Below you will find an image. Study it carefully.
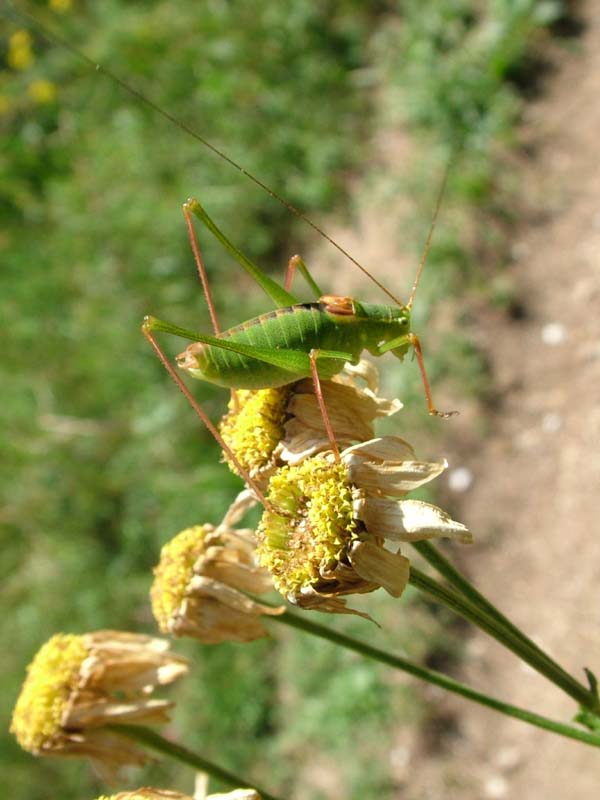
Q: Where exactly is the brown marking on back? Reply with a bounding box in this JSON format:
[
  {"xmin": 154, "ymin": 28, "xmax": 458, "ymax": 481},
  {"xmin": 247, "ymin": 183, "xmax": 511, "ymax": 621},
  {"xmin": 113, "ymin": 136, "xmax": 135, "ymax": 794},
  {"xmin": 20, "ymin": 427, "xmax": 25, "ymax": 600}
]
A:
[{"xmin": 319, "ymin": 295, "xmax": 355, "ymax": 316}]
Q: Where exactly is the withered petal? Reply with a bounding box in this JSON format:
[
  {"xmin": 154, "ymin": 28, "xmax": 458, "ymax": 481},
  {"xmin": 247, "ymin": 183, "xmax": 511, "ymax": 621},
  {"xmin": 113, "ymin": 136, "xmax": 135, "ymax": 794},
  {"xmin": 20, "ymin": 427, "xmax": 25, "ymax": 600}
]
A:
[
  {"xmin": 345, "ymin": 457, "xmax": 448, "ymax": 496},
  {"xmin": 348, "ymin": 541, "xmax": 410, "ymax": 598},
  {"xmin": 356, "ymin": 497, "xmax": 472, "ymax": 543}
]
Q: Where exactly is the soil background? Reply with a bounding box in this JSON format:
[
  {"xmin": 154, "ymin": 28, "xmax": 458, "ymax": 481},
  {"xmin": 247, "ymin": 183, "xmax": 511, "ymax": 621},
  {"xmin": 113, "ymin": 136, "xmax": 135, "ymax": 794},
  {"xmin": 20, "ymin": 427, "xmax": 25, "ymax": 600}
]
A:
[
  {"xmin": 319, "ymin": 2, "xmax": 600, "ymax": 797},
  {"xmin": 410, "ymin": 5, "xmax": 600, "ymax": 797}
]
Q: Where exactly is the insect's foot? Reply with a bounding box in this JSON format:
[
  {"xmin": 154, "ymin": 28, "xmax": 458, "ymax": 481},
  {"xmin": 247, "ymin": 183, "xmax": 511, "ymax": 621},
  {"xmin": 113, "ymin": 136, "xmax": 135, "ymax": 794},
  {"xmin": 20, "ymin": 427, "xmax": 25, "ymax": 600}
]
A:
[{"xmin": 430, "ymin": 408, "xmax": 459, "ymax": 419}]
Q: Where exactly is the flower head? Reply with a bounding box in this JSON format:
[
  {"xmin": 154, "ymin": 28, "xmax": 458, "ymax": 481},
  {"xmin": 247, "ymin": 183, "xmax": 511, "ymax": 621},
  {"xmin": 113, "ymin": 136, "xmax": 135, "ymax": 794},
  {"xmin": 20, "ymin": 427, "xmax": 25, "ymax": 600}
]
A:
[
  {"xmin": 219, "ymin": 386, "xmax": 292, "ymax": 485},
  {"xmin": 256, "ymin": 436, "xmax": 470, "ymax": 616},
  {"xmin": 151, "ymin": 491, "xmax": 284, "ymax": 643},
  {"xmin": 10, "ymin": 631, "xmax": 187, "ymax": 779},
  {"xmin": 218, "ymin": 361, "xmax": 401, "ymax": 487}
]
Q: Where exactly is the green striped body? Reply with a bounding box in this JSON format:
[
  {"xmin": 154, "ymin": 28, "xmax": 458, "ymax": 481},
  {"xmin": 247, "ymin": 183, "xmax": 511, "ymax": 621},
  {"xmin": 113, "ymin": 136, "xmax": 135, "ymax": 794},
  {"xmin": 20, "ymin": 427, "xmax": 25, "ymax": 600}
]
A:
[{"xmin": 181, "ymin": 299, "xmax": 411, "ymax": 389}]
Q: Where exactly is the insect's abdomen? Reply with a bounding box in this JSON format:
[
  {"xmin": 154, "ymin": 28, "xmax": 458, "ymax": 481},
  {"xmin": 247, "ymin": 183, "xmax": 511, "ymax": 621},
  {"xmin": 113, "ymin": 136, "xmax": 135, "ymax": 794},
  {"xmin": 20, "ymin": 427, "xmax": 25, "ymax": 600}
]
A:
[{"xmin": 201, "ymin": 303, "xmax": 362, "ymax": 389}]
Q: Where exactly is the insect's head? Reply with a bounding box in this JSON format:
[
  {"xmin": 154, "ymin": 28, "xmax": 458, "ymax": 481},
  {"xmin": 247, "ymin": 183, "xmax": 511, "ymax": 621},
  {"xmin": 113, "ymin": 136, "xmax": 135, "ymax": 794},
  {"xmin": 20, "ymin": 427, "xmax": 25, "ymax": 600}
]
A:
[{"xmin": 176, "ymin": 342, "xmax": 207, "ymax": 380}]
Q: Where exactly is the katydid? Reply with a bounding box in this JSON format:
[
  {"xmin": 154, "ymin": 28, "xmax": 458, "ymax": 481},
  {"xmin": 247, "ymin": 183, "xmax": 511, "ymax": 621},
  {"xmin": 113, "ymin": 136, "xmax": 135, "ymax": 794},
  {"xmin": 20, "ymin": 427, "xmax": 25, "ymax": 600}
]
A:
[{"xmin": 142, "ymin": 186, "xmax": 454, "ymax": 479}]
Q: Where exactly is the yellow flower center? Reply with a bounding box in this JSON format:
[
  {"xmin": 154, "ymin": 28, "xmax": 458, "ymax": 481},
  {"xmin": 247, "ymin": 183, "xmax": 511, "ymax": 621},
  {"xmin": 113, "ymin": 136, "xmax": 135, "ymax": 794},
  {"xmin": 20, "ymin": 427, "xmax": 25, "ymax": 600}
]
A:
[
  {"xmin": 10, "ymin": 634, "xmax": 87, "ymax": 752},
  {"xmin": 219, "ymin": 387, "xmax": 291, "ymax": 477},
  {"xmin": 151, "ymin": 525, "xmax": 210, "ymax": 631},
  {"xmin": 256, "ymin": 456, "xmax": 357, "ymax": 595}
]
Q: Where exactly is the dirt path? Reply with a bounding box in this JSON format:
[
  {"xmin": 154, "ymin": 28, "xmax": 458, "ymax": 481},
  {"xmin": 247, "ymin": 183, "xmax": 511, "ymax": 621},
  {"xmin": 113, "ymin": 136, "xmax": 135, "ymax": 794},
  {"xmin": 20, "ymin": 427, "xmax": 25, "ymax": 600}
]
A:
[
  {"xmin": 403, "ymin": 5, "xmax": 600, "ymax": 798},
  {"xmin": 312, "ymin": 4, "xmax": 600, "ymax": 797}
]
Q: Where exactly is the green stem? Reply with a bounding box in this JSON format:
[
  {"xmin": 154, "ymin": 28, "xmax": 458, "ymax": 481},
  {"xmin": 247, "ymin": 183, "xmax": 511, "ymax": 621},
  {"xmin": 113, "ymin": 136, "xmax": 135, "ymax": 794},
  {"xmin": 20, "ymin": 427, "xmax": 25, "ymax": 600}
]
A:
[
  {"xmin": 408, "ymin": 566, "xmax": 595, "ymax": 710},
  {"xmin": 113, "ymin": 725, "xmax": 282, "ymax": 800},
  {"xmin": 410, "ymin": 541, "xmax": 598, "ymax": 712},
  {"xmin": 411, "ymin": 540, "xmax": 572, "ymax": 674},
  {"xmin": 270, "ymin": 612, "xmax": 600, "ymax": 749}
]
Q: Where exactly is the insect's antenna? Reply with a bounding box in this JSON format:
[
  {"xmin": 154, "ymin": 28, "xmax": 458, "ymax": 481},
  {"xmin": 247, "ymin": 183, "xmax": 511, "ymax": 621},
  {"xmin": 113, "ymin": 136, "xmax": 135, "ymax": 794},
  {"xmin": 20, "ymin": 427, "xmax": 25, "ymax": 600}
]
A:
[
  {"xmin": 407, "ymin": 160, "xmax": 452, "ymax": 310},
  {"xmin": 7, "ymin": 5, "xmax": 402, "ymax": 306}
]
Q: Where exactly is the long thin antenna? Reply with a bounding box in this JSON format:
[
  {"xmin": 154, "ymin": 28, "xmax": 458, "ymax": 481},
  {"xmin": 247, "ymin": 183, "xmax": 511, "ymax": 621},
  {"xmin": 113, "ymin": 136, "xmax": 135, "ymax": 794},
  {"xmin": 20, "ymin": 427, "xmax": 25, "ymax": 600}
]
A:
[
  {"xmin": 407, "ymin": 160, "xmax": 452, "ymax": 309},
  {"xmin": 6, "ymin": 4, "xmax": 404, "ymax": 306}
]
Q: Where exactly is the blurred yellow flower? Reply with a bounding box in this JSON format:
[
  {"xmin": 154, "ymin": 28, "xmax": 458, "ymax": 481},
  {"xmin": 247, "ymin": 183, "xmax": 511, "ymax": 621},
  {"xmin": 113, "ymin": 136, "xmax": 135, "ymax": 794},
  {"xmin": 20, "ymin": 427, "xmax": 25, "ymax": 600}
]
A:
[
  {"xmin": 0, "ymin": 95, "xmax": 12, "ymax": 115},
  {"xmin": 49, "ymin": 0, "xmax": 73, "ymax": 12},
  {"xmin": 8, "ymin": 30, "xmax": 34, "ymax": 71},
  {"xmin": 28, "ymin": 79, "xmax": 58, "ymax": 104}
]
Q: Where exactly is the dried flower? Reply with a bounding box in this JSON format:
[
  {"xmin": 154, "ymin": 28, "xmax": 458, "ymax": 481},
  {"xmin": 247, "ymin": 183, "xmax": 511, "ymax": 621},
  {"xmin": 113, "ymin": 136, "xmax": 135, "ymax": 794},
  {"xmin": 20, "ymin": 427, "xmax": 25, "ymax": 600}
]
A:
[
  {"xmin": 10, "ymin": 630, "xmax": 187, "ymax": 779},
  {"xmin": 256, "ymin": 436, "xmax": 471, "ymax": 617},
  {"xmin": 95, "ymin": 789, "xmax": 260, "ymax": 800},
  {"xmin": 218, "ymin": 361, "xmax": 401, "ymax": 486},
  {"xmin": 96, "ymin": 792, "xmax": 192, "ymax": 800},
  {"xmin": 151, "ymin": 491, "xmax": 284, "ymax": 643}
]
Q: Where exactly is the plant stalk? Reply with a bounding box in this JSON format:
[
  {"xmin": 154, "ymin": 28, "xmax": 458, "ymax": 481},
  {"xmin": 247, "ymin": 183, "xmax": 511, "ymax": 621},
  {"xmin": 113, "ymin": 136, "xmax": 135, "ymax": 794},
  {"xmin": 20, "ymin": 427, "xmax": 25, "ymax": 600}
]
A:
[
  {"xmin": 410, "ymin": 541, "xmax": 598, "ymax": 712},
  {"xmin": 270, "ymin": 611, "xmax": 600, "ymax": 749},
  {"xmin": 113, "ymin": 725, "xmax": 282, "ymax": 800}
]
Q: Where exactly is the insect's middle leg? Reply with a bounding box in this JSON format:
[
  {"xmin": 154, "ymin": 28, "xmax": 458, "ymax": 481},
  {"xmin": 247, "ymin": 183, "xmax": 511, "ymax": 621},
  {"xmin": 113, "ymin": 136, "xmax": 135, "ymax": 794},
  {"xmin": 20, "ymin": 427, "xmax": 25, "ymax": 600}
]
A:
[{"xmin": 183, "ymin": 200, "xmax": 220, "ymax": 335}]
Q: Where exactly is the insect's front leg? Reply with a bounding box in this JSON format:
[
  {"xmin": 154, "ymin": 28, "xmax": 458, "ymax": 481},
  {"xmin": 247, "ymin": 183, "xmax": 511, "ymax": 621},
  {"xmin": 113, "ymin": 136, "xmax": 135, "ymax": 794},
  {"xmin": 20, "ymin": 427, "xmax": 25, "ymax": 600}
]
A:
[
  {"xmin": 377, "ymin": 334, "xmax": 458, "ymax": 419},
  {"xmin": 141, "ymin": 317, "xmax": 274, "ymax": 510}
]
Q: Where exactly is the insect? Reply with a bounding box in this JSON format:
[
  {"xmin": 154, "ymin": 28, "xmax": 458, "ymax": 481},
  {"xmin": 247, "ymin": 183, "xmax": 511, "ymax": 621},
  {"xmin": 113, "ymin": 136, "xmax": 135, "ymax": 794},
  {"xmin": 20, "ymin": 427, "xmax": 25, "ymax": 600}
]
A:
[
  {"xmin": 13, "ymin": 6, "xmax": 455, "ymax": 501},
  {"xmin": 142, "ymin": 191, "xmax": 453, "ymax": 475}
]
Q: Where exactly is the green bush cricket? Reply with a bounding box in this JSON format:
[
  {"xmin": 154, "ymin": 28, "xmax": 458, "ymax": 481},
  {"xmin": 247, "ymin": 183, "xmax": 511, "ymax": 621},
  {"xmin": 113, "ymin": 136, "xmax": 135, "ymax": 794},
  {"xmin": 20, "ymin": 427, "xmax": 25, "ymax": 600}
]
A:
[{"xmin": 141, "ymin": 179, "xmax": 454, "ymax": 495}]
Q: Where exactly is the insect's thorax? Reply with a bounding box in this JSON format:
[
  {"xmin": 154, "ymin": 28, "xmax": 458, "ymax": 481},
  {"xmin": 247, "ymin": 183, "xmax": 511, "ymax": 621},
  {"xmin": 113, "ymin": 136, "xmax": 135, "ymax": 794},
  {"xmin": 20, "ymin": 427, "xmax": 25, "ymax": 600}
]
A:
[{"xmin": 350, "ymin": 300, "xmax": 411, "ymax": 356}]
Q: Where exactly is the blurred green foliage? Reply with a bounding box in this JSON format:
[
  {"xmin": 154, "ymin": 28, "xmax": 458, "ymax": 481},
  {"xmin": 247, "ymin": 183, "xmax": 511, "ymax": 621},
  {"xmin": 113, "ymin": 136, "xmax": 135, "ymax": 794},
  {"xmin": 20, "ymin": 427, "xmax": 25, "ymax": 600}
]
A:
[{"xmin": 1, "ymin": 1, "xmax": 566, "ymax": 798}]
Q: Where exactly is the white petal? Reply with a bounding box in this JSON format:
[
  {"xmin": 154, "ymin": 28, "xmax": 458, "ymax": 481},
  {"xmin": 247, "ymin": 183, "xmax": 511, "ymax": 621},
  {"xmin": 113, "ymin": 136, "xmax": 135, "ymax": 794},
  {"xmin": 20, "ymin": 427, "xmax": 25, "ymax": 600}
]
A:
[
  {"xmin": 342, "ymin": 435, "xmax": 416, "ymax": 463},
  {"xmin": 220, "ymin": 489, "xmax": 258, "ymax": 527},
  {"xmin": 187, "ymin": 576, "xmax": 284, "ymax": 616},
  {"xmin": 356, "ymin": 497, "xmax": 472, "ymax": 543},
  {"xmin": 345, "ymin": 457, "xmax": 448, "ymax": 495}
]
